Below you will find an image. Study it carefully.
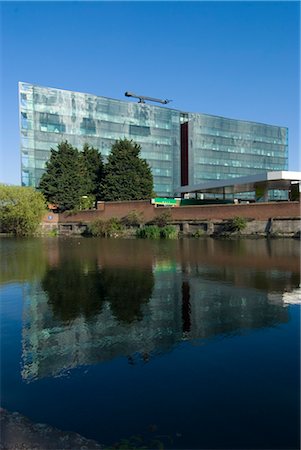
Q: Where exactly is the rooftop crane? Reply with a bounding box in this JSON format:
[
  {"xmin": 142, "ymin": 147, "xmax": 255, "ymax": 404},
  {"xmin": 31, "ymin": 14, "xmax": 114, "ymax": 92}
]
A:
[{"xmin": 125, "ymin": 91, "xmax": 172, "ymax": 105}]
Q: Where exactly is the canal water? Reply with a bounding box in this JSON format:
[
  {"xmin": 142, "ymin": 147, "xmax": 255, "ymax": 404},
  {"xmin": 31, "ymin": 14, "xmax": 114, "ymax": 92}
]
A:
[{"xmin": 1, "ymin": 237, "xmax": 300, "ymax": 449}]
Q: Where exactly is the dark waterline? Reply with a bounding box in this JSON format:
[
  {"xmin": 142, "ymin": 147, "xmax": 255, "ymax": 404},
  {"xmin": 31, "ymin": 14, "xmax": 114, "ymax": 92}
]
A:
[{"xmin": 1, "ymin": 238, "xmax": 300, "ymax": 449}]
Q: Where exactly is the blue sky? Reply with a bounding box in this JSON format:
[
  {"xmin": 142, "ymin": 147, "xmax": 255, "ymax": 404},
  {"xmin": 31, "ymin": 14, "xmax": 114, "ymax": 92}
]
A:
[{"xmin": 0, "ymin": 1, "xmax": 300, "ymax": 185}]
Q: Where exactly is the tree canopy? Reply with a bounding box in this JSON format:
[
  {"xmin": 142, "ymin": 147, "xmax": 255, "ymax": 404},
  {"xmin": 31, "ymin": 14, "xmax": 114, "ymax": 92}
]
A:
[
  {"xmin": 0, "ymin": 185, "xmax": 46, "ymax": 236},
  {"xmin": 101, "ymin": 139, "xmax": 153, "ymax": 201},
  {"xmin": 38, "ymin": 141, "xmax": 102, "ymax": 211},
  {"xmin": 38, "ymin": 138, "xmax": 154, "ymax": 211},
  {"xmin": 80, "ymin": 143, "xmax": 104, "ymax": 200}
]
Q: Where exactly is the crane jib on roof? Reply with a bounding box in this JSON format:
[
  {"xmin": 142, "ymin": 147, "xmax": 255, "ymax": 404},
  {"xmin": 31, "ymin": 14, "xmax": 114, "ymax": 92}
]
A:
[{"xmin": 125, "ymin": 91, "xmax": 172, "ymax": 105}]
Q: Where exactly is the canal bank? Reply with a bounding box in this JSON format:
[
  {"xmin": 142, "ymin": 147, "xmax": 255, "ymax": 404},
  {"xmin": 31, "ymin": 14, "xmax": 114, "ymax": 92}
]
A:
[{"xmin": 42, "ymin": 201, "xmax": 301, "ymax": 238}]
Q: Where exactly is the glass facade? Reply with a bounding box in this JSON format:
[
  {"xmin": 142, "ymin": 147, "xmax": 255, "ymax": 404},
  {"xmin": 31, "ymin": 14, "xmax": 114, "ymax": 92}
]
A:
[
  {"xmin": 188, "ymin": 113, "xmax": 288, "ymax": 185},
  {"xmin": 19, "ymin": 82, "xmax": 288, "ymax": 197},
  {"xmin": 19, "ymin": 82, "xmax": 181, "ymax": 197}
]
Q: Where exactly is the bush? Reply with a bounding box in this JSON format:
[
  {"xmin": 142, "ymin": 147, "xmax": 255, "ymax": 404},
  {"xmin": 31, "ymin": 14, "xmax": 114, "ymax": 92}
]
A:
[
  {"xmin": 48, "ymin": 228, "xmax": 58, "ymax": 237},
  {"xmin": 0, "ymin": 185, "xmax": 46, "ymax": 236},
  {"xmin": 136, "ymin": 224, "xmax": 178, "ymax": 239},
  {"xmin": 193, "ymin": 228, "xmax": 205, "ymax": 238},
  {"xmin": 88, "ymin": 217, "xmax": 124, "ymax": 237},
  {"xmin": 160, "ymin": 225, "xmax": 178, "ymax": 239},
  {"xmin": 153, "ymin": 210, "xmax": 172, "ymax": 227},
  {"xmin": 136, "ymin": 225, "xmax": 161, "ymax": 239},
  {"xmin": 227, "ymin": 216, "xmax": 247, "ymax": 232},
  {"xmin": 122, "ymin": 210, "xmax": 144, "ymax": 227}
]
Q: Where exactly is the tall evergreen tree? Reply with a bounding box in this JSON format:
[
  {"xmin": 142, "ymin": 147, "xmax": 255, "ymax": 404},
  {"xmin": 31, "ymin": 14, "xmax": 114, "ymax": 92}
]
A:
[
  {"xmin": 80, "ymin": 144, "xmax": 104, "ymax": 200},
  {"xmin": 38, "ymin": 141, "xmax": 86, "ymax": 211},
  {"xmin": 101, "ymin": 139, "xmax": 153, "ymax": 201}
]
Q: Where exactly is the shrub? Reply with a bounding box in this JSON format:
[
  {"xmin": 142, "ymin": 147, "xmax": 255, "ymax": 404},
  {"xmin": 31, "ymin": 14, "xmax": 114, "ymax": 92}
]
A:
[
  {"xmin": 88, "ymin": 217, "xmax": 124, "ymax": 237},
  {"xmin": 122, "ymin": 210, "xmax": 144, "ymax": 227},
  {"xmin": 136, "ymin": 224, "xmax": 178, "ymax": 239},
  {"xmin": 160, "ymin": 225, "xmax": 178, "ymax": 239},
  {"xmin": 227, "ymin": 216, "xmax": 247, "ymax": 232},
  {"xmin": 48, "ymin": 228, "xmax": 58, "ymax": 237},
  {"xmin": 0, "ymin": 185, "xmax": 46, "ymax": 236},
  {"xmin": 136, "ymin": 225, "xmax": 161, "ymax": 239},
  {"xmin": 153, "ymin": 210, "xmax": 172, "ymax": 227},
  {"xmin": 193, "ymin": 228, "xmax": 205, "ymax": 238}
]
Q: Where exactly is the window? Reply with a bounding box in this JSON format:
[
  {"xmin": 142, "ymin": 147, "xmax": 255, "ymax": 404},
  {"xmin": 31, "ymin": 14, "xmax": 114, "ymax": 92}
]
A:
[
  {"xmin": 39, "ymin": 113, "xmax": 66, "ymax": 133},
  {"xmin": 80, "ymin": 118, "xmax": 96, "ymax": 135},
  {"xmin": 130, "ymin": 125, "xmax": 150, "ymax": 137},
  {"xmin": 21, "ymin": 112, "xmax": 28, "ymax": 129},
  {"xmin": 21, "ymin": 93, "xmax": 27, "ymax": 107}
]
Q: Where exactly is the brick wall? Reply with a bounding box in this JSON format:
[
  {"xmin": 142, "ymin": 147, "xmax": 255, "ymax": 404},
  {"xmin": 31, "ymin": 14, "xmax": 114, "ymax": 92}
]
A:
[
  {"xmin": 58, "ymin": 201, "xmax": 300, "ymax": 223},
  {"xmin": 43, "ymin": 212, "xmax": 59, "ymax": 223}
]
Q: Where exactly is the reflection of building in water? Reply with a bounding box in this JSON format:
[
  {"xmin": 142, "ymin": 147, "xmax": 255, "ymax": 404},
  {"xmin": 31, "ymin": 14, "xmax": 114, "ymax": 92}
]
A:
[
  {"xmin": 22, "ymin": 263, "xmax": 296, "ymax": 382},
  {"xmin": 268, "ymin": 288, "xmax": 301, "ymax": 306},
  {"xmin": 21, "ymin": 268, "xmax": 183, "ymax": 381}
]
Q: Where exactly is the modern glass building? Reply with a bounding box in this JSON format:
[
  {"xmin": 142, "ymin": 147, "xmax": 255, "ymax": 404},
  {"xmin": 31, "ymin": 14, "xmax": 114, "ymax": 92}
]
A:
[{"xmin": 19, "ymin": 82, "xmax": 288, "ymax": 197}]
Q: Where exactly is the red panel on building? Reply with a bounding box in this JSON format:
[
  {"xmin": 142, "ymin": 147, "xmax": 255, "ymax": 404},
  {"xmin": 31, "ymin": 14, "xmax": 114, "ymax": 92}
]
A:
[{"xmin": 181, "ymin": 122, "xmax": 189, "ymax": 186}]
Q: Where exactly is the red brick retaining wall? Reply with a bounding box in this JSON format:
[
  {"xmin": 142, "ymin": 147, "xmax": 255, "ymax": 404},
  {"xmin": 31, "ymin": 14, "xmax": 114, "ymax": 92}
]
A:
[{"xmin": 58, "ymin": 201, "xmax": 300, "ymax": 223}]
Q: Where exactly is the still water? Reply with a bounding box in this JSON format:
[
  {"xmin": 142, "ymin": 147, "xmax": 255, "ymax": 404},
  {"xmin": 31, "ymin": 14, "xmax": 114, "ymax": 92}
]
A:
[{"xmin": 1, "ymin": 238, "xmax": 300, "ymax": 449}]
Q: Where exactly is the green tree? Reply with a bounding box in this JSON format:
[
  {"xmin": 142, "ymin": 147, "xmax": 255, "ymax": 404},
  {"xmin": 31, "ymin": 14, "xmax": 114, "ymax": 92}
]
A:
[
  {"xmin": 38, "ymin": 141, "xmax": 86, "ymax": 211},
  {"xmin": 80, "ymin": 144, "xmax": 104, "ymax": 200},
  {"xmin": 0, "ymin": 185, "xmax": 46, "ymax": 236},
  {"xmin": 101, "ymin": 139, "xmax": 153, "ymax": 201}
]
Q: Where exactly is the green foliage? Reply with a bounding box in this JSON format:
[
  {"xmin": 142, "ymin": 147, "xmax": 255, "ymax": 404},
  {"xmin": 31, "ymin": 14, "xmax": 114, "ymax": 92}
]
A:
[
  {"xmin": 47, "ymin": 228, "xmax": 58, "ymax": 237},
  {"xmin": 101, "ymin": 139, "xmax": 154, "ymax": 201},
  {"xmin": 0, "ymin": 185, "xmax": 46, "ymax": 236},
  {"xmin": 122, "ymin": 210, "xmax": 144, "ymax": 227},
  {"xmin": 136, "ymin": 224, "xmax": 178, "ymax": 239},
  {"xmin": 160, "ymin": 225, "xmax": 178, "ymax": 239},
  {"xmin": 88, "ymin": 217, "xmax": 124, "ymax": 237},
  {"xmin": 38, "ymin": 141, "xmax": 87, "ymax": 211},
  {"xmin": 136, "ymin": 225, "xmax": 161, "ymax": 239},
  {"xmin": 193, "ymin": 228, "xmax": 205, "ymax": 238},
  {"xmin": 153, "ymin": 210, "xmax": 172, "ymax": 227},
  {"xmin": 78, "ymin": 194, "xmax": 95, "ymax": 210},
  {"xmin": 228, "ymin": 216, "xmax": 247, "ymax": 232},
  {"xmin": 80, "ymin": 144, "xmax": 104, "ymax": 200}
]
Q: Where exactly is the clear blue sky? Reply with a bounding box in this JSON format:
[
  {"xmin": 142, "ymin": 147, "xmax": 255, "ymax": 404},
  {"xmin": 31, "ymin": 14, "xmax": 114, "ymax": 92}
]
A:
[{"xmin": 0, "ymin": 1, "xmax": 300, "ymax": 185}]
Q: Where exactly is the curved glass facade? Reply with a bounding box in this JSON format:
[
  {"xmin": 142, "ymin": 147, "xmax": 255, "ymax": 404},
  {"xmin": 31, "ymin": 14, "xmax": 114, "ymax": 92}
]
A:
[{"xmin": 19, "ymin": 82, "xmax": 288, "ymax": 196}]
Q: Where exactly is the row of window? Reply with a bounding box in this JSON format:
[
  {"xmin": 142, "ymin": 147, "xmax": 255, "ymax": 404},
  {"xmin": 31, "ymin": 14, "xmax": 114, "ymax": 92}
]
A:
[
  {"xmin": 191, "ymin": 115, "xmax": 286, "ymax": 138},
  {"xmin": 212, "ymin": 150, "xmax": 283, "ymax": 162},
  {"xmin": 192, "ymin": 127, "xmax": 287, "ymax": 145},
  {"xmin": 22, "ymin": 109, "xmax": 286, "ymax": 150},
  {"xmin": 30, "ymin": 98, "xmax": 178, "ymax": 124},
  {"xmin": 193, "ymin": 163, "xmax": 284, "ymax": 176},
  {"xmin": 24, "ymin": 120, "xmax": 176, "ymax": 144},
  {"xmin": 194, "ymin": 154, "xmax": 287, "ymax": 165},
  {"xmin": 191, "ymin": 134, "xmax": 287, "ymax": 152},
  {"xmin": 192, "ymin": 145, "xmax": 287, "ymax": 159},
  {"xmin": 20, "ymin": 103, "xmax": 179, "ymax": 131},
  {"xmin": 32, "ymin": 107, "xmax": 178, "ymax": 131}
]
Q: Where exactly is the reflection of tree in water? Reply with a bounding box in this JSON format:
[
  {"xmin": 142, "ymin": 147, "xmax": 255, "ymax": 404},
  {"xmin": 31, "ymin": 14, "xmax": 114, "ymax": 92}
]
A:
[
  {"xmin": 42, "ymin": 262, "xmax": 105, "ymax": 322},
  {"xmin": 101, "ymin": 268, "xmax": 154, "ymax": 324},
  {"xmin": 42, "ymin": 263, "xmax": 154, "ymax": 324},
  {"xmin": 0, "ymin": 238, "xmax": 48, "ymax": 285}
]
